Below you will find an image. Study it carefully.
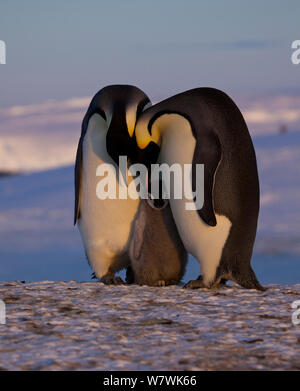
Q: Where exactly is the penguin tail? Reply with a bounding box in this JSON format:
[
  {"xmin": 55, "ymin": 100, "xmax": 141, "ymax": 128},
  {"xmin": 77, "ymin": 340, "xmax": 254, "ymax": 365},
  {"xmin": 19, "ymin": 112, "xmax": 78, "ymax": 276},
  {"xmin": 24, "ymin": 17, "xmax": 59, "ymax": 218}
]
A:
[{"xmin": 233, "ymin": 267, "xmax": 266, "ymax": 291}]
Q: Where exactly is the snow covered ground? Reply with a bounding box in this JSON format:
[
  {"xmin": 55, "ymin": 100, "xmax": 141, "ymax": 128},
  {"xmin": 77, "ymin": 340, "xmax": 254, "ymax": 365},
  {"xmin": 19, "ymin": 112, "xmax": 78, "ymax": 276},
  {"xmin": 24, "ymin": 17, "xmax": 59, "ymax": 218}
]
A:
[
  {"xmin": 0, "ymin": 280, "xmax": 299, "ymax": 370},
  {"xmin": 0, "ymin": 94, "xmax": 299, "ymax": 283}
]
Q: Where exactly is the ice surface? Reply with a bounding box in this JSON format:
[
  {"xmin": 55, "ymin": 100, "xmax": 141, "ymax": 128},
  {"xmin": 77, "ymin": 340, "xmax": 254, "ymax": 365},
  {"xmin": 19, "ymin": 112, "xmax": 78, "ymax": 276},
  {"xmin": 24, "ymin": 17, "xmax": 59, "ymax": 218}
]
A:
[{"xmin": 0, "ymin": 281, "xmax": 299, "ymax": 370}]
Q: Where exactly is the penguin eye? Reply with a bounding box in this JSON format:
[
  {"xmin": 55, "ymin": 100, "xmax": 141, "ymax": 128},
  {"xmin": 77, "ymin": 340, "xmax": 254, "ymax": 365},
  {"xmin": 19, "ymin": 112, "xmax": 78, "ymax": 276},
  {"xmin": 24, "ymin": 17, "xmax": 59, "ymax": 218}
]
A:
[{"xmin": 146, "ymin": 197, "xmax": 169, "ymax": 210}]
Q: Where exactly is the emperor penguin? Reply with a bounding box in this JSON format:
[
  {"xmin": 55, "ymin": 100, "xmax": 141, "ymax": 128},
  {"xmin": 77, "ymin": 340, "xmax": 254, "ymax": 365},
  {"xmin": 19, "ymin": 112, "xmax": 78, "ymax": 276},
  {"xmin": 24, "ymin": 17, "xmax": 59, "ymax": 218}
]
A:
[
  {"xmin": 126, "ymin": 193, "xmax": 187, "ymax": 287},
  {"xmin": 74, "ymin": 85, "xmax": 151, "ymax": 284},
  {"xmin": 134, "ymin": 88, "xmax": 265, "ymax": 291}
]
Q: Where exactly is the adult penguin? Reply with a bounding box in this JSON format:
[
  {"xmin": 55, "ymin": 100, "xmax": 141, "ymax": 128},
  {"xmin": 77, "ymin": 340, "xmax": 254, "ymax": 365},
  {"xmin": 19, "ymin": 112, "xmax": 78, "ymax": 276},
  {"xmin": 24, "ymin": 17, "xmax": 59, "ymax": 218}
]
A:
[
  {"xmin": 134, "ymin": 87, "xmax": 265, "ymax": 291},
  {"xmin": 74, "ymin": 85, "xmax": 151, "ymax": 284}
]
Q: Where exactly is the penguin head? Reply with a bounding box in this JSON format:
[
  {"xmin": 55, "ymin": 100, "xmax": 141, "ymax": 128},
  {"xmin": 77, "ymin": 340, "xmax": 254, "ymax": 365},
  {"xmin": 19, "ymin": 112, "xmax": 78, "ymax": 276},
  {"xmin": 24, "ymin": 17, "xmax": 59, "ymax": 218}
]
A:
[
  {"xmin": 147, "ymin": 197, "xmax": 169, "ymax": 210},
  {"xmin": 134, "ymin": 111, "xmax": 162, "ymax": 170},
  {"xmin": 83, "ymin": 85, "xmax": 151, "ymax": 167}
]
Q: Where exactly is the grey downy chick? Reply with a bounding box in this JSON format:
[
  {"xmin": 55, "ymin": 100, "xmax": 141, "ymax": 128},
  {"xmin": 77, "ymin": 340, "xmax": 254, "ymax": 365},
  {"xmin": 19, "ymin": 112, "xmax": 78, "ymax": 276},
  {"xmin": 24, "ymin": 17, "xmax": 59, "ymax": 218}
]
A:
[{"xmin": 127, "ymin": 198, "xmax": 187, "ymax": 286}]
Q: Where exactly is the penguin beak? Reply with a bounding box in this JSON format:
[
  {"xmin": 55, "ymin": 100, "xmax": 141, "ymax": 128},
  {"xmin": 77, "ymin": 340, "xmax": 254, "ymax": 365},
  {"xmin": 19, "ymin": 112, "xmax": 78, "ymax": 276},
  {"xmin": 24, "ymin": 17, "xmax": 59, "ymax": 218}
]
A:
[
  {"xmin": 133, "ymin": 140, "xmax": 160, "ymax": 171},
  {"xmin": 106, "ymin": 129, "xmax": 134, "ymax": 168},
  {"xmin": 106, "ymin": 109, "xmax": 134, "ymax": 168}
]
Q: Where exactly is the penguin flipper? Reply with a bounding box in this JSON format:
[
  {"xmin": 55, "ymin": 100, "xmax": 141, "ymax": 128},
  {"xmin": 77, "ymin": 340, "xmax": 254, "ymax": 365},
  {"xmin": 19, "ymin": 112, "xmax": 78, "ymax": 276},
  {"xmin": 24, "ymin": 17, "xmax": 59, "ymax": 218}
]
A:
[
  {"xmin": 192, "ymin": 130, "xmax": 221, "ymax": 227},
  {"xmin": 74, "ymin": 137, "xmax": 83, "ymax": 225},
  {"xmin": 130, "ymin": 206, "xmax": 147, "ymax": 261}
]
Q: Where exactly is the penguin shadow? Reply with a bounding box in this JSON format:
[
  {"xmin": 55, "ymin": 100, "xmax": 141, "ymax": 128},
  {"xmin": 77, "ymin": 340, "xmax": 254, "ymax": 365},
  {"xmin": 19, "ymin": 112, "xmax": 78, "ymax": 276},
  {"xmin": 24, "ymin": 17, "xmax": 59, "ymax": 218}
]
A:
[{"xmin": 126, "ymin": 196, "xmax": 188, "ymax": 287}]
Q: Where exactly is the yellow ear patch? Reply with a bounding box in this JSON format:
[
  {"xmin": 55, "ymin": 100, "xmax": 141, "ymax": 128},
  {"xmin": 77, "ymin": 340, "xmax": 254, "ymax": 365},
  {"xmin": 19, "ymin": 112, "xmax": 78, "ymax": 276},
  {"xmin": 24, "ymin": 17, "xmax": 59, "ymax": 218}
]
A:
[
  {"xmin": 137, "ymin": 138, "xmax": 151, "ymax": 150},
  {"xmin": 126, "ymin": 105, "xmax": 137, "ymax": 137},
  {"xmin": 128, "ymin": 125, "xmax": 135, "ymax": 138},
  {"xmin": 151, "ymin": 126, "xmax": 161, "ymax": 147},
  {"xmin": 136, "ymin": 127, "xmax": 157, "ymax": 149}
]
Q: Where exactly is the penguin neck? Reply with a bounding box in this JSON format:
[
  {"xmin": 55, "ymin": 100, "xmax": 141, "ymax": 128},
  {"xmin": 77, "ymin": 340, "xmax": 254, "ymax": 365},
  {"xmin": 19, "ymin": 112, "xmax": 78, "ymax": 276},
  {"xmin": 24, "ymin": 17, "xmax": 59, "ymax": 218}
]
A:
[{"xmin": 153, "ymin": 114, "xmax": 196, "ymax": 166}]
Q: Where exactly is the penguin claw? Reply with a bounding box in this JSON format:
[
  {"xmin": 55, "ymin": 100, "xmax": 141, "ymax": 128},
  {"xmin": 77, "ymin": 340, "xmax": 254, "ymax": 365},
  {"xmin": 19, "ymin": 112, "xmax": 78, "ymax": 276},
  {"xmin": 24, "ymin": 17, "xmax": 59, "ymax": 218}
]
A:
[
  {"xmin": 183, "ymin": 279, "xmax": 206, "ymax": 289},
  {"xmin": 99, "ymin": 274, "xmax": 125, "ymax": 285},
  {"xmin": 155, "ymin": 280, "xmax": 166, "ymax": 287},
  {"xmin": 114, "ymin": 276, "xmax": 125, "ymax": 285}
]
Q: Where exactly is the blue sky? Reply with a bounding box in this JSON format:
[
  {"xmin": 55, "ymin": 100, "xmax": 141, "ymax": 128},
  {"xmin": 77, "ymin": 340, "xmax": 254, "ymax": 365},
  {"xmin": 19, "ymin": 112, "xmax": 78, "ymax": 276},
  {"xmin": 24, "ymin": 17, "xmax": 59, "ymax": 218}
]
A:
[{"xmin": 0, "ymin": 0, "xmax": 299, "ymax": 107}]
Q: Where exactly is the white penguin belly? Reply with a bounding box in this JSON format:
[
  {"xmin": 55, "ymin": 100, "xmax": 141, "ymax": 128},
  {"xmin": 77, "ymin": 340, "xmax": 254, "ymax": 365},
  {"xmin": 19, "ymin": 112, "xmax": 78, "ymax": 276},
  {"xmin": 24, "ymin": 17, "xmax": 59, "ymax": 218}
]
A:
[
  {"xmin": 78, "ymin": 114, "xmax": 139, "ymax": 278},
  {"xmin": 158, "ymin": 114, "xmax": 232, "ymax": 285}
]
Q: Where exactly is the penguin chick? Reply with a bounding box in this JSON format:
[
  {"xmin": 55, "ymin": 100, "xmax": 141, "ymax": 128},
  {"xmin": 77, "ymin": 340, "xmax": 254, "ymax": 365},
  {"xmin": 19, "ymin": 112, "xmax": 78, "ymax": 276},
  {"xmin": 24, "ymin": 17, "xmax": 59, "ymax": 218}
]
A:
[{"xmin": 127, "ymin": 198, "xmax": 187, "ymax": 286}]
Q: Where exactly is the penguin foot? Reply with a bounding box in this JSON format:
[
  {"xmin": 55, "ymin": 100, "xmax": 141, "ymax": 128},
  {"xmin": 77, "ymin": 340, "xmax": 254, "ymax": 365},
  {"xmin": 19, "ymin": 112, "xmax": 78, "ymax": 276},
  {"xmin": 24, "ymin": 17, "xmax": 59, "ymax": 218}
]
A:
[
  {"xmin": 99, "ymin": 273, "xmax": 125, "ymax": 285},
  {"xmin": 154, "ymin": 279, "xmax": 179, "ymax": 287},
  {"xmin": 183, "ymin": 274, "xmax": 206, "ymax": 289},
  {"xmin": 183, "ymin": 277, "xmax": 206, "ymax": 289},
  {"xmin": 154, "ymin": 280, "xmax": 166, "ymax": 287},
  {"xmin": 219, "ymin": 278, "xmax": 228, "ymax": 286}
]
